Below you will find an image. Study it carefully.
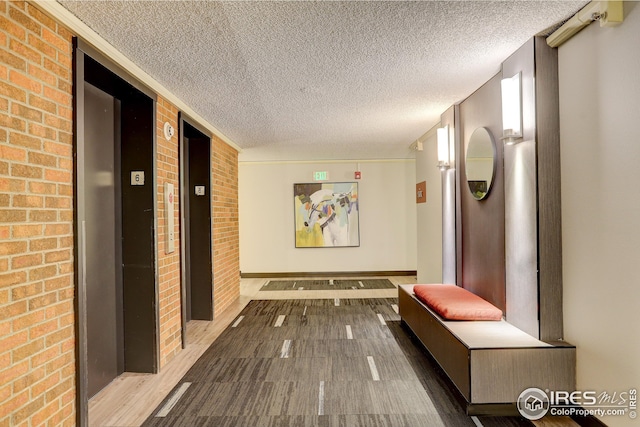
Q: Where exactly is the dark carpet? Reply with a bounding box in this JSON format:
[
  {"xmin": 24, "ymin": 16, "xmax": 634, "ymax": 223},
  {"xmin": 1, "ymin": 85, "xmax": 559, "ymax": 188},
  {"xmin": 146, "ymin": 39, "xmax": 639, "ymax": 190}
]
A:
[{"xmin": 141, "ymin": 298, "xmax": 533, "ymax": 427}]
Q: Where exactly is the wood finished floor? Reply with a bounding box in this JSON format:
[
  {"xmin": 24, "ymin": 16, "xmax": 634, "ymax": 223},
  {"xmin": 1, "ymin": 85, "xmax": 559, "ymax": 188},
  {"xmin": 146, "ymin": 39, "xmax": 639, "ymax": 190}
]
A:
[
  {"xmin": 261, "ymin": 279, "xmax": 396, "ymax": 291},
  {"xmin": 89, "ymin": 277, "xmax": 577, "ymax": 427}
]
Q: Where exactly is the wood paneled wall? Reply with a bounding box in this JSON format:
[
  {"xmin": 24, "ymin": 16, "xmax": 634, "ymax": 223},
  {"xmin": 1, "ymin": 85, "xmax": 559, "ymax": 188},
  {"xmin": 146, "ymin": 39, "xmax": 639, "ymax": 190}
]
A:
[{"xmin": 457, "ymin": 73, "xmax": 506, "ymax": 312}]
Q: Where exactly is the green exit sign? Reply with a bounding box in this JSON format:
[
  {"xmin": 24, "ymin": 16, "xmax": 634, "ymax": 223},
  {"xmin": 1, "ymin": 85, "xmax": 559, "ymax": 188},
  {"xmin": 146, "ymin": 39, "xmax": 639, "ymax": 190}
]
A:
[{"xmin": 313, "ymin": 171, "xmax": 329, "ymax": 181}]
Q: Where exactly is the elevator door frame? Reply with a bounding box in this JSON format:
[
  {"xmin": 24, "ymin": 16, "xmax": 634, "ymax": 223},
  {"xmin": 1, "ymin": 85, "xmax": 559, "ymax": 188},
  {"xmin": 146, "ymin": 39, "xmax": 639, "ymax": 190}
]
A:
[
  {"xmin": 179, "ymin": 114, "xmax": 214, "ymax": 346},
  {"xmin": 73, "ymin": 39, "xmax": 160, "ymax": 427}
]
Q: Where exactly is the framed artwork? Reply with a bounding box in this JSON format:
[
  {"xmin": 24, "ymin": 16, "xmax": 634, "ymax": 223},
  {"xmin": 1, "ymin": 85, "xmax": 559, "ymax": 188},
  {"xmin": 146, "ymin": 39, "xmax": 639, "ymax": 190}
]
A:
[{"xmin": 294, "ymin": 182, "xmax": 360, "ymax": 248}]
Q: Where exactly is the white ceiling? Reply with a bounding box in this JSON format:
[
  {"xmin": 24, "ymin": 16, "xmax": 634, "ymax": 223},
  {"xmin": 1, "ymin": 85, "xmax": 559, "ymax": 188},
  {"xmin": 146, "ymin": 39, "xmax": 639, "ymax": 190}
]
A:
[{"xmin": 58, "ymin": 0, "xmax": 586, "ymax": 161}]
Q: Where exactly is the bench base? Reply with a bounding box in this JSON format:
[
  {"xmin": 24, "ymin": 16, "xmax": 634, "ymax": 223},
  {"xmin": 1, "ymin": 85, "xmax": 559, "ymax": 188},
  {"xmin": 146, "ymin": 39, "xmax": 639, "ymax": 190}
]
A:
[{"xmin": 398, "ymin": 285, "xmax": 575, "ymax": 412}]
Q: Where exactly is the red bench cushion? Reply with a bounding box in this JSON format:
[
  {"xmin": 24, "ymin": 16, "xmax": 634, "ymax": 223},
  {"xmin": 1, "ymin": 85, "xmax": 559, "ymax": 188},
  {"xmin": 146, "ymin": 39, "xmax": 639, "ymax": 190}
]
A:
[{"xmin": 413, "ymin": 284, "xmax": 503, "ymax": 321}]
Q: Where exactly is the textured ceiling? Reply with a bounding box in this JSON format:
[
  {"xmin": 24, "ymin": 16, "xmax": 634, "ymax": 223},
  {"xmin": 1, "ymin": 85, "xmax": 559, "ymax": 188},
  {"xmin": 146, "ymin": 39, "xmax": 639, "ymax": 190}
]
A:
[{"xmin": 58, "ymin": 1, "xmax": 586, "ymax": 161}]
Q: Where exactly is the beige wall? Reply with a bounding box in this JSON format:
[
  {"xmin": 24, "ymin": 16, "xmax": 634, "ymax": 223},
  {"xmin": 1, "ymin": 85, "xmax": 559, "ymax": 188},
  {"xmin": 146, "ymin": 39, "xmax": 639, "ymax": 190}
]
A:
[
  {"xmin": 414, "ymin": 128, "xmax": 443, "ymax": 284},
  {"xmin": 239, "ymin": 159, "xmax": 417, "ymax": 274},
  {"xmin": 559, "ymin": 3, "xmax": 640, "ymax": 426}
]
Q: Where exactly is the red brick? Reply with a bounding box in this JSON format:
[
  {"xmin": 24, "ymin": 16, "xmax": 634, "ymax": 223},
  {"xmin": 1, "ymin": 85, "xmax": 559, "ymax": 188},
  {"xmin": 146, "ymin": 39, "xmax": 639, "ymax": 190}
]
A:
[
  {"xmin": 29, "ymin": 318, "xmax": 58, "ymax": 339},
  {"xmin": 0, "ymin": 177, "xmax": 25, "ymax": 193},
  {"xmin": 9, "ymin": 132, "xmax": 40, "ymax": 149},
  {"xmin": 11, "ymin": 163, "xmax": 42, "ymax": 179},
  {"xmin": 45, "ymin": 196, "xmax": 70, "ymax": 209},
  {"xmin": 56, "ymin": 25, "xmax": 73, "ymax": 44},
  {"xmin": 13, "ymin": 338, "xmax": 45, "ymax": 364},
  {"xmin": 0, "ymin": 239, "xmax": 27, "ymax": 254},
  {"xmin": 0, "ymin": 15, "xmax": 27, "ymax": 40},
  {"xmin": 27, "ymin": 62, "xmax": 57, "ymax": 87},
  {"xmin": 29, "ymin": 237, "xmax": 56, "ymax": 251},
  {"xmin": 29, "ymin": 151, "xmax": 57, "ymax": 167},
  {"xmin": 29, "ymin": 94, "xmax": 57, "ymax": 115},
  {"xmin": 0, "ymin": 390, "xmax": 29, "ymax": 422},
  {"xmin": 43, "ymin": 85, "xmax": 70, "ymax": 107},
  {"xmin": 0, "ymin": 144, "xmax": 27, "ymax": 161},
  {"xmin": 9, "ymin": 70, "xmax": 42, "ymax": 94},
  {"xmin": 28, "ymin": 181, "xmax": 56, "ymax": 194},
  {"xmin": 58, "ymin": 209, "xmax": 72, "ymax": 222},
  {"xmin": 0, "ymin": 333, "xmax": 29, "ymax": 362},
  {"xmin": 42, "ymin": 27, "xmax": 69, "ymax": 53},
  {"xmin": 12, "ymin": 195, "xmax": 43, "ymax": 208},
  {"xmin": 0, "ymin": 49, "xmax": 27, "ymax": 71},
  {"xmin": 0, "ymin": 112, "xmax": 27, "ymax": 131},
  {"xmin": 26, "ymin": 3, "xmax": 56, "ymax": 31},
  {"xmin": 29, "ymin": 210, "xmax": 57, "ymax": 222},
  {"xmin": 11, "ymin": 252, "xmax": 42, "ymax": 269},
  {"xmin": 44, "ymin": 113, "xmax": 71, "ymax": 132},
  {"xmin": 0, "ymin": 271, "xmax": 27, "ymax": 287},
  {"xmin": 29, "ymin": 122, "xmax": 56, "ymax": 140},
  {"xmin": 9, "ymin": 38, "xmax": 41, "ymax": 64},
  {"xmin": 31, "ymin": 371, "xmax": 60, "ymax": 398},
  {"xmin": 29, "ymin": 265, "xmax": 57, "ymax": 281},
  {"xmin": 10, "ymin": 394, "xmax": 44, "ymax": 425},
  {"xmin": 44, "ymin": 249, "xmax": 69, "ymax": 263},
  {"xmin": 44, "ymin": 140, "xmax": 71, "ymax": 157},
  {"xmin": 58, "ymin": 105, "xmax": 72, "ymax": 120},
  {"xmin": 31, "ymin": 399, "xmax": 59, "ymax": 427},
  {"xmin": 43, "ymin": 57, "xmax": 69, "ymax": 80},
  {"xmin": 12, "ymin": 224, "xmax": 43, "ymax": 237},
  {"xmin": 58, "ymin": 158, "xmax": 72, "ymax": 172},
  {"xmin": 44, "ymin": 223, "xmax": 70, "ymax": 236},
  {"xmin": 29, "ymin": 290, "xmax": 58, "ymax": 310},
  {"xmin": 9, "ymin": 5, "xmax": 41, "ymax": 36},
  {"xmin": 44, "ymin": 300, "xmax": 72, "ymax": 320},
  {"xmin": 11, "ymin": 307, "xmax": 44, "ymax": 331},
  {"xmin": 45, "ymin": 326, "xmax": 72, "ymax": 347},
  {"xmin": 0, "ymin": 81, "xmax": 27, "ymax": 102},
  {"xmin": 43, "ymin": 168, "xmax": 70, "ymax": 183}
]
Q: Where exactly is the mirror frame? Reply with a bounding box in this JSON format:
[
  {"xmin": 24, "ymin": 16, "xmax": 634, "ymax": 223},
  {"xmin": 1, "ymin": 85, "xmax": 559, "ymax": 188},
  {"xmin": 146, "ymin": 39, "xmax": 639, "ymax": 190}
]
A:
[{"xmin": 465, "ymin": 127, "xmax": 497, "ymax": 201}]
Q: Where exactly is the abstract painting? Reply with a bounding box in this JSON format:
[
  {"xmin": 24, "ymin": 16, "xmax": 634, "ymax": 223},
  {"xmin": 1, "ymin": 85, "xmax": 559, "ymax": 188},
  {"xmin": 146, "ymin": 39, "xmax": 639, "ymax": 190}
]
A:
[{"xmin": 294, "ymin": 182, "xmax": 359, "ymax": 248}]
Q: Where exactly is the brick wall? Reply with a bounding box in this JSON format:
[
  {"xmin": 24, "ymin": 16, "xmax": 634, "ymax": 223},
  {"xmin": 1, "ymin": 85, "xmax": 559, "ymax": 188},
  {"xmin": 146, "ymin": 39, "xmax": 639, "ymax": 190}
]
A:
[
  {"xmin": 0, "ymin": 1, "xmax": 76, "ymax": 426},
  {"xmin": 1, "ymin": 1, "xmax": 241, "ymax": 424},
  {"xmin": 156, "ymin": 103, "xmax": 241, "ymax": 364},
  {"xmin": 155, "ymin": 97, "xmax": 182, "ymax": 369},
  {"xmin": 211, "ymin": 135, "xmax": 239, "ymax": 315}
]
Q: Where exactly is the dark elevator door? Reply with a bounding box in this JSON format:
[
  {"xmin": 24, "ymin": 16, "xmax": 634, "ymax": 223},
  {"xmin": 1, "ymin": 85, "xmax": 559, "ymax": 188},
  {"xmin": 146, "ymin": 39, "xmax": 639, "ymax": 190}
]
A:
[
  {"xmin": 84, "ymin": 83, "xmax": 124, "ymax": 398},
  {"xmin": 185, "ymin": 136, "xmax": 213, "ymax": 320}
]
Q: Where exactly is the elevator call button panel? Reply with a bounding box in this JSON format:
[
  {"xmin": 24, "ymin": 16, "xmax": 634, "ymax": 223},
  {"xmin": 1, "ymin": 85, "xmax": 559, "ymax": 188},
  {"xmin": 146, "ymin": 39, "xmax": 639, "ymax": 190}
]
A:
[{"xmin": 164, "ymin": 183, "xmax": 175, "ymax": 254}]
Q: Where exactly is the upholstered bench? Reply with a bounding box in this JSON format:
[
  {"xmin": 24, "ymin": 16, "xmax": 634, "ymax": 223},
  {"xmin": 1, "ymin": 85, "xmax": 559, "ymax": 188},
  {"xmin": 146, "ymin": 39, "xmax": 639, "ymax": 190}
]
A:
[
  {"xmin": 398, "ymin": 284, "xmax": 576, "ymax": 415},
  {"xmin": 413, "ymin": 284, "xmax": 503, "ymax": 321}
]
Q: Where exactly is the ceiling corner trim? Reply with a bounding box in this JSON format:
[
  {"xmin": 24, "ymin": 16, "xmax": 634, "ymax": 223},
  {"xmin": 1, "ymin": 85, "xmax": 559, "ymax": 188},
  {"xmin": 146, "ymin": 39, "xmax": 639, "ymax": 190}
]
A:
[{"xmin": 33, "ymin": 0, "xmax": 242, "ymax": 153}]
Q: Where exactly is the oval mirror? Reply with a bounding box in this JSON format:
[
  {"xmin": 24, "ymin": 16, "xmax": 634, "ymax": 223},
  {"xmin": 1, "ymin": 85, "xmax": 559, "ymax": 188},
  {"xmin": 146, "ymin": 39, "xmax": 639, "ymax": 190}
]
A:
[{"xmin": 465, "ymin": 127, "xmax": 496, "ymax": 200}]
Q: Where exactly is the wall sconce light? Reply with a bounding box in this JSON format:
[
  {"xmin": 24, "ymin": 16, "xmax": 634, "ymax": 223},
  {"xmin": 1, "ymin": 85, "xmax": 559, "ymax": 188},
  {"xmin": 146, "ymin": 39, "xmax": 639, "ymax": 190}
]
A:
[
  {"xmin": 437, "ymin": 124, "xmax": 450, "ymax": 170},
  {"xmin": 501, "ymin": 72, "xmax": 523, "ymax": 145}
]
